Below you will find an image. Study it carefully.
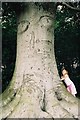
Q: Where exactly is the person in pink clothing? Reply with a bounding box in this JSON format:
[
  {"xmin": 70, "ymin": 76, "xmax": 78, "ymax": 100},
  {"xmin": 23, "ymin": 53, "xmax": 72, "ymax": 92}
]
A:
[{"xmin": 61, "ymin": 68, "xmax": 77, "ymax": 97}]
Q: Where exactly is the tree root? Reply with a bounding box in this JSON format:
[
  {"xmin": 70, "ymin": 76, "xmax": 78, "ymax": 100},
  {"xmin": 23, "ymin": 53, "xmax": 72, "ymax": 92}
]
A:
[
  {"xmin": 1, "ymin": 88, "xmax": 21, "ymax": 119},
  {"xmin": 1, "ymin": 76, "xmax": 79, "ymax": 119}
]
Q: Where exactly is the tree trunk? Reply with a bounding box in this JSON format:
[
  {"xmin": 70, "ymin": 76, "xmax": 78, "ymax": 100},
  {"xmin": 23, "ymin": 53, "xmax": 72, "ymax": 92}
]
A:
[{"xmin": 0, "ymin": 3, "xmax": 79, "ymax": 119}]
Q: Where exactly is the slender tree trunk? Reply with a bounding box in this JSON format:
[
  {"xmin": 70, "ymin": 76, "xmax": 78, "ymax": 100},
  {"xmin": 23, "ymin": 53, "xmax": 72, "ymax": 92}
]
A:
[{"xmin": 0, "ymin": 3, "xmax": 79, "ymax": 119}]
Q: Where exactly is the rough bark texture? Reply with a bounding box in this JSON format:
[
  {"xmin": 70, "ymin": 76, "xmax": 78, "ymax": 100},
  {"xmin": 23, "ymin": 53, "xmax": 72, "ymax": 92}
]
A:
[{"xmin": 0, "ymin": 3, "xmax": 79, "ymax": 119}]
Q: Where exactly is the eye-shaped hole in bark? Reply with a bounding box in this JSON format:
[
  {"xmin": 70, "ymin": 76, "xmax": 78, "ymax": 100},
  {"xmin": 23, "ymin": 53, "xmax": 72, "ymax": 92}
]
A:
[
  {"xmin": 18, "ymin": 20, "xmax": 30, "ymax": 34},
  {"xmin": 39, "ymin": 15, "xmax": 53, "ymax": 27}
]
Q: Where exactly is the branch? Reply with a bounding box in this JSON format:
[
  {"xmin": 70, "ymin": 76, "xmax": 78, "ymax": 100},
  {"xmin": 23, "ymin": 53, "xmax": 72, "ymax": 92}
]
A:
[{"xmin": 62, "ymin": 2, "xmax": 80, "ymax": 12}]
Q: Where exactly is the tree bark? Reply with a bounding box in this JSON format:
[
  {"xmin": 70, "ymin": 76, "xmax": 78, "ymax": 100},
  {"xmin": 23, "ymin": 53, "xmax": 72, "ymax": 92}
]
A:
[{"xmin": 0, "ymin": 3, "xmax": 79, "ymax": 119}]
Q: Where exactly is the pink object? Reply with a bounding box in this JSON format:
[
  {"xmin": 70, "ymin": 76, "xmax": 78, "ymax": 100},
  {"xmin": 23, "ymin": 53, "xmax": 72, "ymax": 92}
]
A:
[
  {"xmin": 67, "ymin": 84, "xmax": 72, "ymax": 93},
  {"xmin": 64, "ymin": 77, "xmax": 77, "ymax": 96}
]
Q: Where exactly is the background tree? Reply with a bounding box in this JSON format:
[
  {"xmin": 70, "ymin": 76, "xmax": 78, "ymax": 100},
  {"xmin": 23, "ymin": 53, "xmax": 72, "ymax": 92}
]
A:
[{"xmin": 0, "ymin": 3, "xmax": 79, "ymax": 117}]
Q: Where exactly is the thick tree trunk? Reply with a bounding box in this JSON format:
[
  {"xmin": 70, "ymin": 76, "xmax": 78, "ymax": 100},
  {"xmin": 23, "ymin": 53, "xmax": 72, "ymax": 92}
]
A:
[{"xmin": 0, "ymin": 3, "xmax": 79, "ymax": 119}]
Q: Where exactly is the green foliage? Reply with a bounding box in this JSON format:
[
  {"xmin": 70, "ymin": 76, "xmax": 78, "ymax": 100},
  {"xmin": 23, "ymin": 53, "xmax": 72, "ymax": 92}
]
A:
[
  {"xmin": 2, "ymin": 2, "xmax": 17, "ymax": 92},
  {"xmin": 54, "ymin": 4, "xmax": 80, "ymax": 97}
]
